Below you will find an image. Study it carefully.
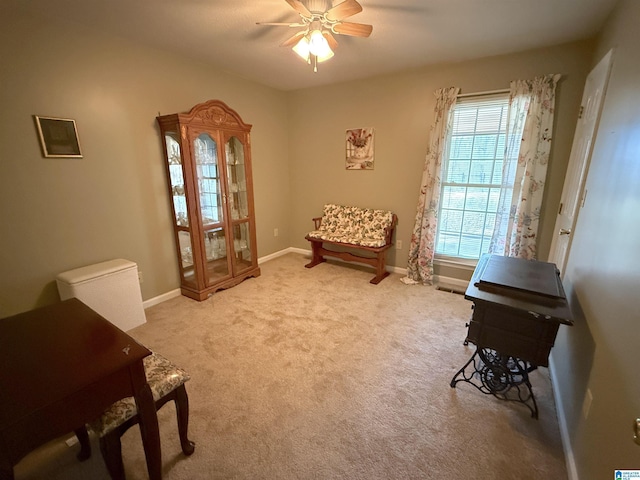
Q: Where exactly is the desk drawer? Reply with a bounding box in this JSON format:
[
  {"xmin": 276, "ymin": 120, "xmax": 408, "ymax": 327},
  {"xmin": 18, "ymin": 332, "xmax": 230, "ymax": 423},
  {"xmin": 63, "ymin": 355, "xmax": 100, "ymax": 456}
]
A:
[
  {"xmin": 466, "ymin": 304, "xmax": 560, "ymax": 366},
  {"xmin": 466, "ymin": 322, "xmax": 553, "ymax": 366}
]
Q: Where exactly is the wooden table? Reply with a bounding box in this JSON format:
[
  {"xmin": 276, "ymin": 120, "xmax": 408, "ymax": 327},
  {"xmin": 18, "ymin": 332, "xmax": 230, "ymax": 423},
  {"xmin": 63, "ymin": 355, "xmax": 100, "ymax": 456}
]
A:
[
  {"xmin": 450, "ymin": 254, "xmax": 573, "ymax": 417},
  {"xmin": 0, "ymin": 298, "xmax": 161, "ymax": 479}
]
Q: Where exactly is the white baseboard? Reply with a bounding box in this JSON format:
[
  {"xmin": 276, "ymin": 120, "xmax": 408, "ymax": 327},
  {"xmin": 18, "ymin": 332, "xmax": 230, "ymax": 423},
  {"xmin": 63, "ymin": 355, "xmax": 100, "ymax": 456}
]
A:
[
  {"xmin": 258, "ymin": 247, "xmax": 308, "ymax": 263},
  {"xmin": 286, "ymin": 247, "xmax": 311, "ymax": 257},
  {"xmin": 143, "ymin": 288, "xmax": 181, "ymax": 309},
  {"xmin": 548, "ymin": 352, "xmax": 579, "ymax": 480},
  {"xmin": 390, "ymin": 265, "xmax": 408, "ymax": 275}
]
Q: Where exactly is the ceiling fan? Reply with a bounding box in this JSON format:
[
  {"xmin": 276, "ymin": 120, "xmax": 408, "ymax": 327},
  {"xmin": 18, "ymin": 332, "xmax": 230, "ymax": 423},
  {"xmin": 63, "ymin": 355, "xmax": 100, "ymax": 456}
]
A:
[{"xmin": 257, "ymin": 0, "xmax": 373, "ymax": 72}]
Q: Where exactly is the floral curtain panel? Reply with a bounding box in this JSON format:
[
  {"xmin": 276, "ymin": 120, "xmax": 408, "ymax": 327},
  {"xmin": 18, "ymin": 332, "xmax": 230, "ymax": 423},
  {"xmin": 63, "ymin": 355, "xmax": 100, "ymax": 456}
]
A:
[
  {"xmin": 404, "ymin": 87, "xmax": 459, "ymax": 284},
  {"xmin": 489, "ymin": 74, "xmax": 561, "ymax": 259}
]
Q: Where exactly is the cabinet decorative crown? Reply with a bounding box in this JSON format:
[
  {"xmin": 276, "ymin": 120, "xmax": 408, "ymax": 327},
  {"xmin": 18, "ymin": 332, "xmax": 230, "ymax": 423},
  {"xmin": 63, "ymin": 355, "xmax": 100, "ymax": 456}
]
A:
[{"xmin": 186, "ymin": 100, "xmax": 250, "ymax": 131}]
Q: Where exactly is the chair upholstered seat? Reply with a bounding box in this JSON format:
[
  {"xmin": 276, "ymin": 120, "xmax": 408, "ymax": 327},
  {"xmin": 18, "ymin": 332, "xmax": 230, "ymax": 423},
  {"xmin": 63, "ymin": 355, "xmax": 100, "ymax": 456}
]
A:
[
  {"xmin": 77, "ymin": 351, "xmax": 195, "ymax": 480},
  {"xmin": 89, "ymin": 352, "xmax": 190, "ymax": 436}
]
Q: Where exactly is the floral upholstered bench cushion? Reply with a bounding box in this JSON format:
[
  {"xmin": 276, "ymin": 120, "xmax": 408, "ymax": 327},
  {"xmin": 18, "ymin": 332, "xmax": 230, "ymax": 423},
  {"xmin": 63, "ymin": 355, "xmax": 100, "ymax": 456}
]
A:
[
  {"xmin": 307, "ymin": 204, "xmax": 394, "ymax": 248},
  {"xmin": 88, "ymin": 352, "xmax": 190, "ymax": 436}
]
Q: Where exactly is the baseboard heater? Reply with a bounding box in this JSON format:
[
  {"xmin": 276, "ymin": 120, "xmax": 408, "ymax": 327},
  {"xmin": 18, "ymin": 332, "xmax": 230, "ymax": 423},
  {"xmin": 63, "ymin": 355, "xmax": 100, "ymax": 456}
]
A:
[{"xmin": 434, "ymin": 275, "xmax": 469, "ymax": 294}]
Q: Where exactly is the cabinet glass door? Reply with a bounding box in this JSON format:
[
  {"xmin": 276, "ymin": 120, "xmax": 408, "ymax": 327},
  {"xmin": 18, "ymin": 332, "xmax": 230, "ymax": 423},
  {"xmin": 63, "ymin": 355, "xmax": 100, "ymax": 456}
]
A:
[
  {"xmin": 226, "ymin": 135, "xmax": 254, "ymax": 272},
  {"xmin": 194, "ymin": 133, "xmax": 230, "ymax": 285},
  {"xmin": 165, "ymin": 133, "xmax": 189, "ymax": 227},
  {"xmin": 225, "ymin": 136, "xmax": 249, "ymax": 221},
  {"xmin": 165, "ymin": 133, "xmax": 196, "ymax": 289},
  {"xmin": 194, "ymin": 133, "xmax": 223, "ymax": 226}
]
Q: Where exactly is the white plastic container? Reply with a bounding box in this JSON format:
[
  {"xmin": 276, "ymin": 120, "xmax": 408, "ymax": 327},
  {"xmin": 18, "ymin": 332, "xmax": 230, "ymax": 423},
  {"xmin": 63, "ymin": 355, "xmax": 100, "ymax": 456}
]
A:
[{"xmin": 56, "ymin": 259, "xmax": 146, "ymax": 332}]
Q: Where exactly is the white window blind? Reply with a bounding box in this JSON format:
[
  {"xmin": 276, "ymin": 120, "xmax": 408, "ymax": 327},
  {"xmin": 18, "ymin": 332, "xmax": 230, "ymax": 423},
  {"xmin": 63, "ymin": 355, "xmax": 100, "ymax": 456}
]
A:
[{"xmin": 435, "ymin": 94, "xmax": 510, "ymax": 260}]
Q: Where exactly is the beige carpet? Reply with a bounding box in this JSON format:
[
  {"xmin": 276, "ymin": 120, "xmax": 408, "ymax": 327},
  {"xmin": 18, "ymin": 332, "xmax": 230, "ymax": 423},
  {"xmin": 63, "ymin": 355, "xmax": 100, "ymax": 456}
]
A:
[{"xmin": 15, "ymin": 253, "xmax": 568, "ymax": 479}]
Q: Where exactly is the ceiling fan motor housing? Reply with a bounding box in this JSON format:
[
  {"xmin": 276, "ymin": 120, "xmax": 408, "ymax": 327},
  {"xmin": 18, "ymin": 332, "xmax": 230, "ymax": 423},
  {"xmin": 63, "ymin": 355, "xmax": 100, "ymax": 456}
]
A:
[{"xmin": 305, "ymin": 0, "xmax": 332, "ymax": 15}]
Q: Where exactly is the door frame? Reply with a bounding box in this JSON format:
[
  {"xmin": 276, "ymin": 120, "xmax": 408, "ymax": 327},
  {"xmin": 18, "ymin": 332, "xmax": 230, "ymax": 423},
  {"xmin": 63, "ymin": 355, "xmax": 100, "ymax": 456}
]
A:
[{"xmin": 548, "ymin": 49, "xmax": 614, "ymax": 275}]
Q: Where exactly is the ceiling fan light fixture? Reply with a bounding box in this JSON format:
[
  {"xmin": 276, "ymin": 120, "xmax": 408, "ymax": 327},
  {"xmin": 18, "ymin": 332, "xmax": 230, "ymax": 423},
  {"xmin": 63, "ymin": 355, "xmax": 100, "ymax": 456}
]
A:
[
  {"xmin": 316, "ymin": 46, "xmax": 334, "ymax": 63},
  {"xmin": 292, "ymin": 36, "xmax": 311, "ymax": 61},
  {"xmin": 292, "ymin": 32, "xmax": 333, "ymax": 68},
  {"xmin": 260, "ymin": 0, "xmax": 371, "ymax": 72},
  {"xmin": 308, "ymin": 29, "xmax": 331, "ymax": 58}
]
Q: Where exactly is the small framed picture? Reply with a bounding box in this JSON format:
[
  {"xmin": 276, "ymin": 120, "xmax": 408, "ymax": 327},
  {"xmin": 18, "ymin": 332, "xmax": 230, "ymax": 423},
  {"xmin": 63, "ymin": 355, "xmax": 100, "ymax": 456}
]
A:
[
  {"xmin": 346, "ymin": 127, "xmax": 374, "ymax": 170},
  {"xmin": 34, "ymin": 116, "xmax": 83, "ymax": 158}
]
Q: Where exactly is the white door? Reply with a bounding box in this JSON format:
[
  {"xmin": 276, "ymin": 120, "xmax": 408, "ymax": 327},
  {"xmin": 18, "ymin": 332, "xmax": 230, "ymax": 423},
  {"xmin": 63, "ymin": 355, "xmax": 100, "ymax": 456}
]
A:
[{"xmin": 548, "ymin": 49, "xmax": 614, "ymax": 276}]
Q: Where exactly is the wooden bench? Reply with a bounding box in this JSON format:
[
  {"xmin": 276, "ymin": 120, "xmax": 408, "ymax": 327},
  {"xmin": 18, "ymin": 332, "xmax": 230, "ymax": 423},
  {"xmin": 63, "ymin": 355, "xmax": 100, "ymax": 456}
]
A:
[{"xmin": 304, "ymin": 204, "xmax": 398, "ymax": 284}]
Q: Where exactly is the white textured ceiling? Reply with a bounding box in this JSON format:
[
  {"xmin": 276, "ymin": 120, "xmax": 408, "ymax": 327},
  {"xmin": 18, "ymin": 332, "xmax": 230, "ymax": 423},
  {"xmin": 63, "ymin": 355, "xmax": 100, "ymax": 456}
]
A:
[{"xmin": 9, "ymin": 0, "xmax": 617, "ymax": 91}]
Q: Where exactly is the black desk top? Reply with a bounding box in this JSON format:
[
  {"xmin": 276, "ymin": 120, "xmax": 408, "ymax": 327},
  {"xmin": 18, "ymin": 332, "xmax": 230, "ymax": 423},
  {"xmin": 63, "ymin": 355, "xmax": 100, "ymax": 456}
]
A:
[{"xmin": 465, "ymin": 254, "xmax": 574, "ymax": 325}]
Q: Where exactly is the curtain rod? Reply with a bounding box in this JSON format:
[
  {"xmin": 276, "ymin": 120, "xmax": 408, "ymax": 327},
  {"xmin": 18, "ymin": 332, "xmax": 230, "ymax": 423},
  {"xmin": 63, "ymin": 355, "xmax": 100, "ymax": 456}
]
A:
[{"xmin": 457, "ymin": 88, "xmax": 509, "ymax": 98}]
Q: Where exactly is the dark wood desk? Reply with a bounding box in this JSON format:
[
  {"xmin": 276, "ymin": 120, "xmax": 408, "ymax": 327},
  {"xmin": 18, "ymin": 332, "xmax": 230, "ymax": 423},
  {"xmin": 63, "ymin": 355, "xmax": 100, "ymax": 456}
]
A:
[
  {"xmin": 0, "ymin": 298, "xmax": 161, "ymax": 479},
  {"xmin": 450, "ymin": 254, "xmax": 573, "ymax": 417}
]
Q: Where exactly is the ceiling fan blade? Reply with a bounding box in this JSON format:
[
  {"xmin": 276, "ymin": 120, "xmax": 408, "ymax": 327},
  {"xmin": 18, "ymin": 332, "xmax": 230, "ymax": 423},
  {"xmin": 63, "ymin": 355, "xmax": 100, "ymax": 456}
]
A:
[
  {"xmin": 280, "ymin": 31, "xmax": 306, "ymax": 47},
  {"xmin": 256, "ymin": 22, "xmax": 306, "ymax": 27},
  {"xmin": 333, "ymin": 22, "xmax": 373, "ymax": 37},
  {"xmin": 322, "ymin": 31, "xmax": 339, "ymax": 51},
  {"xmin": 326, "ymin": 0, "xmax": 363, "ymax": 21},
  {"xmin": 284, "ymin": 0, "xmax": 312, "ymax": 17}
]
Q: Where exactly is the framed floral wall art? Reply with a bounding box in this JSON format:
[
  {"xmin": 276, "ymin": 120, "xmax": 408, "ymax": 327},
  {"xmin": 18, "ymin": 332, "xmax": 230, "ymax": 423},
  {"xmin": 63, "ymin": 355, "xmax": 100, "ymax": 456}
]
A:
[{"xmin": 346, "ymin": 128, "xmax": 374, "ymax": 170}]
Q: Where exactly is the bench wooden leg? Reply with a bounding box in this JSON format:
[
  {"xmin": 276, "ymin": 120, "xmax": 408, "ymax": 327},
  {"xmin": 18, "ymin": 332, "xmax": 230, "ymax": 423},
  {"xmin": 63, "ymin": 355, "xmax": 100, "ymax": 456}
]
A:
[
  {"xmin": 304, "ymin": 241, "xmax": 326, "ymax": 269},
  {"xmin": 370, "ymin": 251, "xmax": 390, "ymax": 284}
]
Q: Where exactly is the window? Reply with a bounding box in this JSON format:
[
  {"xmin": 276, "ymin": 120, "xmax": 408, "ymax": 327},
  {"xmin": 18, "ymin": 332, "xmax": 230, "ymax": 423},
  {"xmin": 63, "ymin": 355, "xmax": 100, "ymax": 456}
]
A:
[{"xmin": 435, "ymin": 95, "xmax": 514, "ymax": 260}]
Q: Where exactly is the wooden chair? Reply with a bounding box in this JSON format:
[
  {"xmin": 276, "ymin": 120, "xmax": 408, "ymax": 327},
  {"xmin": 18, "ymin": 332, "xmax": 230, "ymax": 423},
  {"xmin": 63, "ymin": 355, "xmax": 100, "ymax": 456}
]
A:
[{"xmin": 76, "ymin": 352, "xmax": 195, "ymax": 479}]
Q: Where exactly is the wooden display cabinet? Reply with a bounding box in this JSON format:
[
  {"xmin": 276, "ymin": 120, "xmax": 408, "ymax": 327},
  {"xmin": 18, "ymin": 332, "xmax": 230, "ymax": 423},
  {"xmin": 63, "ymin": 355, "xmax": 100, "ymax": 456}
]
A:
[{"xmin": 157, "ymin": 100, "xmax": 260, "ymax": 300}]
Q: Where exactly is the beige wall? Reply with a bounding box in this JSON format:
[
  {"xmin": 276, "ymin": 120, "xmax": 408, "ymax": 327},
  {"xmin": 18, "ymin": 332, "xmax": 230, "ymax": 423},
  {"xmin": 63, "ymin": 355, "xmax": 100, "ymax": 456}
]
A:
[
  {"xmin": 0, "ymin": 7, "xmax": 290, "ymax": 317},
  {"xmin": 287, "ymin": 40, "xmax": 594, "ymax": 275},
  {"xmin": 0, "ymin": 6, "xmax": 595, "ymax": 319},
  {"xmin": 551, "ymin": 0, "xmax": 640, "ymax": 478}
]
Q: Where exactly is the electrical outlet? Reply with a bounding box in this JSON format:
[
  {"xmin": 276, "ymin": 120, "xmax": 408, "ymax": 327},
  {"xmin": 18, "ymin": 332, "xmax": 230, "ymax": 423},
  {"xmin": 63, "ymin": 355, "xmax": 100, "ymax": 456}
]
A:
[
  {"xmin": 396, "ymin": 240, "xmax": 403, "ymax": 250},
  {"xmin": 583, "ymin": 388, "xmax": 593, "ymax": 419},
  {"xmin": 138, "ymin": 271, "xmax": 143, "ymax": 284},
  {"xmin": 274, "ymin": 228, "xmax": 279, "ymax": 237}
]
